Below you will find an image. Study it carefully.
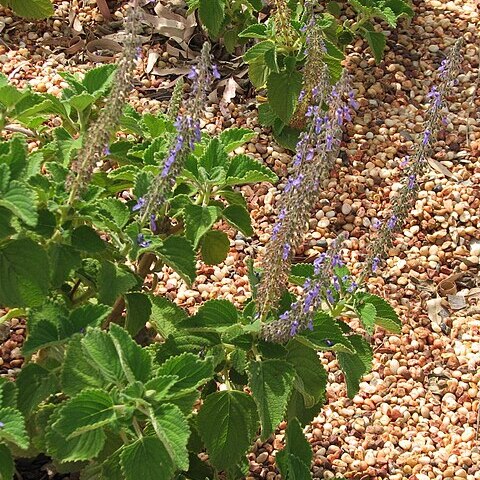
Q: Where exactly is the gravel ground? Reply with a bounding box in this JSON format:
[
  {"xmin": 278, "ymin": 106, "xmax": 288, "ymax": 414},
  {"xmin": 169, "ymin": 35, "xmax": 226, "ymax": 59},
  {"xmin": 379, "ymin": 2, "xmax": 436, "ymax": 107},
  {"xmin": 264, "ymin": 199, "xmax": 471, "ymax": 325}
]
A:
[{"xmin": 1, "ymin": 0, "xmax": 480, "ymax": 479}]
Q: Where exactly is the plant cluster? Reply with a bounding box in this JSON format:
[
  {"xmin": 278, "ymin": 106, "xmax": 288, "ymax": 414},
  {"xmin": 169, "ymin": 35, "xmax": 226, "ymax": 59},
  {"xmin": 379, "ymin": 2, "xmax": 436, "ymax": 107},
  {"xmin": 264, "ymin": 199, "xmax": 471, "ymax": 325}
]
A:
[{"xmin": 0, "ymin": 1, "xmax": 463, "ymax": 480}]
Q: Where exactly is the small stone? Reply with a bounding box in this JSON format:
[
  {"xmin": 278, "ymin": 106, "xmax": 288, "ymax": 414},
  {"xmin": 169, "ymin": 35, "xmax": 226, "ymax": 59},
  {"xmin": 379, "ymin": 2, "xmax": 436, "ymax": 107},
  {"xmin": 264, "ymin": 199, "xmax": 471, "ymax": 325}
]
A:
[{"xmin": 256, "ymin": 451, "xmax": 268, "ymax": 463}]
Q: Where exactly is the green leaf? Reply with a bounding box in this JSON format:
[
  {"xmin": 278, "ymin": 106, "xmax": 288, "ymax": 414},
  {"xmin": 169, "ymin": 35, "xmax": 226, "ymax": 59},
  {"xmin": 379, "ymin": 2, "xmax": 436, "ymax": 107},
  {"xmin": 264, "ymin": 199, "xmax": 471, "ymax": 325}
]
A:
[
  {"xmin": 276, "ymin": 418, "xmax": 312, "ymax": 480},
  {"xmin": 357, "ymin": 302, "xmax": 376, "ymax": 334},
  {"xmin": 156, "ymin": 352, "xmax": 214, "ymax": 391},
  {"xmin": 69, "ymin": 93, "xmax": 95, "ymax": 112},
  {"xmin": 82, "ymin": 64, "xmax": 116, "ymax": 95},
  {"xmin": 198, "ymin": 0, "xmax": 225, "ymax": 37},
  {"xmin": 46, "ymin": 409, "xmax": 106, "ymax": 462},
  {"xmin": 286, "ymin": 339, "xmax": 327, "ymax": 408},
  {"xmin": 225, "ymin": 154, "xmax": 277, "ymax": 185},
  {"xmin": 198, "ymin": 137, "xmax": 229, "ymax": 172},
  {"xmin": 301, "ymin": 313, "xmax": 355, "ymax": 353},
  {"xmin": 323, "ymin": 54, "xmax": 343, "ymax": 83},
  {"xmin": 179, "ymin": 299, "xmax": 238, "ymax": 330},
  {"xmin": 217, "ymin": 186, "xmax": 247, "ymax": 208},
  {"xmin": 373, "ymin": 6, "xmax": 397, "ymax": 27},
  {"xmin": 0, "ymin": 180, "xmax": 38, "ymax": 226},
  {"xmin": 267, "ymin": 70, "xmax": 302, "ymax": 123},
  {"xmin": 0, "ymin": 239, "xmax": 50, "ymax": 308},
  {"xmin": 0, "ymin": 444, "xmax": 13, "ymax": 480},
  {"xmin": 0, "ymin": 406, "xmax": 29, "ymax": 449},
  {"xmin": 198, "ymin": 391, "xmax": 258, "ymax": 471},
  {"xmin": 4, "ymin": 0, "xmax": 54, "ymax": 18},
  {"xmin": 16, "ymin": 364, "xmax": 59, "ymax": 414},
  {"xmin": 219, "ymin": 128, "xmax": 255, "ymax": 152},
  {"xmin": 289, "ymin": 263, "xmax": 314, "ymax": 286},
  {"xmin": 362, "ymin": 28, "xmax": 386, "ymax": 63},
  {"xmin": 121, "ymin": 436, "xmax": 175, "ymax": 480},
  {"xmin": 385, "ymin": 0, "xmax": 414, "ymax": 17},
  {"xmin": 71, "ymin": 225, "xmax": 106, "ymax": 253},
  {"xmin": 248, "ymin": 359, "xmax": 295, "ymax": 439},
  {"xmin": 337, "ymin": 334, "xmax": 373, "ymax": 398},
  {"xmin": 248, "ymin": 56, "xmax": 270, "ymax": 88},
  {"xmin": 125, "ymin": 292, "xmax": 152, "ymax": 337},
  {"xmin": 155, "ymin": 236, "xmax": 196, "ymax": 285},
  {"xmin": 184, "ymin": 204, "xmax": 220, "ymax": 249},
  {"xmin": 326, "ymin": 1, "xmax": 341, "ymax": 16},
  {"xmin": 53, "ymin": 389, "xmax": 115, "ymax": 439},
  {"xmin": 356, "ymin": 292, "xmax": 401, "ymax": 333},
  {"xmin": 257, "ymin": 103, "xmax": 277, "ymax": 127},
  {"xmin": 0, "ymin": 208, "xmax": 14, "ymax": 239},
  {"xmin": 244, "ymin": 40, "xmax": 275, "ymax": 63},
  {"xmin": 94, "ymin": 198, "xmax": 130, "ymax": 230},
  {"xmin": 98, "ymin": 261, "xmax": 138, "ymax": 306},
  {"xmin": 238, "ymin": 23, "xmax": 267, "ymax": 39},
  {"xmin": 222, "ymin": 204, "xmax": 253, "ymax": 236},
  {"xmin": 149, "ymin": 296, "xmax": 186, "ymax": 337},
  {"xmin": 149, "ymin": 404, "xmax": 190, "ymax": 471},
  {"xmin": 200, "ymin": 230, "xmax": 229, "ymax": 265},
  {"xmin": 48, "ymin": 244, "xmax": 81, "ymax": 287}
]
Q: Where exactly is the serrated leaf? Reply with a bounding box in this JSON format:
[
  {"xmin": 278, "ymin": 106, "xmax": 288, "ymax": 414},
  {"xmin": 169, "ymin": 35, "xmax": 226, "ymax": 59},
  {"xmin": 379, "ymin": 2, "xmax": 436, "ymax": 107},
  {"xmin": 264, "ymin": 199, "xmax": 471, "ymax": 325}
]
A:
[
  {"xmin": 323, "ymin": 54, "xmax": 343, "ymax": 83},
  {"xmin": 4, "ymin": 0, "xmax": 54, "ymax": 18},
  {"xmin": 149, "ymin": 403, "xmax": 190, "ymax": 471},
  {"xmin": 200, "ymin": 230, "xmax": 230, "ymax": 265},
  {"xmin": 0, "ymin": 444, "xmax": 13, "ymax": 480},
  {"xmin": 244, "ymin": 40, "xmax": 275, "ymax": 63},
  {"xmin": 149, "ymin": 295, "xmax": 186, "ymax": 337},
  {"xmin": 225, "ymin": 154, "xmax": 277, "ymax": 185},
  {"xmin": 98, "ymin": 261, "xmax": 138, "ymax": 306},
  {"xmin": 362, "ymin": 29, "xmax": 386, "ymax": 63},
  {"xmin": 156, "ymin": 352, "xmax": 213, "ymax": 391},
  {"xmin": 219, "ymin": 128, "xmax": 255, "ymax": 152},
  {"xmin": 239, "ymin": 23, "xmax": 267, "ymax": 38},
  {"xmin": 184, "ymin": 204, "xmax": 220, "ymax": 249},
  {"xmin": 82, "ymin": 64, "xmax": 116, "ymax": 95},
  {"xmin": 276, "ymin": 418, "xmax": 312, "ymax": 480},
  {"xmin": 286, "ymin": 339, "xmax": 327, "ymax": 409},
  {"xmin": 301, "ymin": 313, "xmax": 355, "ymax": 353},
  {"xmin": 289, "ymin": 263, "xmax": 315, "ymax": 286},
  {"xmin": 121, "ymin": 436, "xmax": 175, "ymax": 480},
  {"xmin": 48, "ymin": 243, "xmax": 81, "ymax": 287},
  {"xmin": 94, "ymin": 198, "xmax": 130, "ymax": 230},
  {"xmin": 197, "ymin": 391, "xmax": 258, "ymax": 471},
  {"xmin": 53, "ymin": 389, "xmax": 115, "ymax": 439},
  {"xmin": 69, "ymin": 93, "xmax": 95, "ymax": 112},
  {"xmin": 267, "ymin": 70, "xmax": 302, "ymax": 123},
  {"xmin": 373, "ymin": 6, "xmax": 397, "ymax": 27},
  {"xmin": 258, "ymin": 103, "xmax": 277, "ymax": 127},
  {"xmin": 222, "ymin": 204, "xmax": 253, "ymax": 236},
  {"xmin": 0, "ymin": 406, "xmax": 29, "ymax": 449},
  {"xmin": 0, "ymin": 180, "xmax": 38, "ymax": 226},
  {"xmin": 217, "ymin": 187, "xmax": 247, "ymax": 208},
  {"xmin": 337, "ymin": 334, "xmax": 373, "ymax": 398},
  {"xmin": 71, "ymin": 225, "xmax": 106, "ymax": 253},
  {"xmin": 356, "ymin": 292, "xmax": 401, "ymax": 333},
  {"xmin": 0, "ymin": 238, "xmax": 50, "ymax": 308},
  {"xmin": 46, "ymin": 408, "xmax": 106, "ymax": 462},
  {"xmin": 156, "ymin": 236, "xmax": 196, "ymax": 285},
  {"xmin": 198, "ymin": 0, "xmax": 225, "ymax": 37},
  {"xmin": 125, "ymin": 292, "xmax": 152, "ymax": 337},
  {"xmin": 198, "ymin": 137, "xmax": 229, "ymax": 172},
  {"xmin": 179, "ymin": 299, "xmax": 238, "ymax": 330},
  {"xmin": 357, "ymin": 302, "xmax": 376, "ymax": 334},
  {"xmin": 248, "ymin": 359, "xmax": 295, "ymax": 439},
  {"xmin": 248, "ymin": 56, "xmax": 270, "ymax": 88},
  {"xmin": 16, "ymin": 364, "xmax": 59, "ymax": 414}
]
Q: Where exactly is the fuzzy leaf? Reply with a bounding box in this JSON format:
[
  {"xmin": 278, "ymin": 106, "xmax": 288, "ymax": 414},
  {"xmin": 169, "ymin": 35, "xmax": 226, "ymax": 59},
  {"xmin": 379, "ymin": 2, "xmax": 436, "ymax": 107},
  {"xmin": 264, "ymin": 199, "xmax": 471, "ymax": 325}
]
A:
[
  {"xmin": 200, "ymin": 230, "xmax": 230, "ymax": 265},
  {"xmin": 198, "ymin": 0, "xmax": 225, "ymax": 37},
  {"xmin": 4, "ymin": 0, "xmax": 54, "ymax": 18},
  {"xmin": 48, "ymin": 243, "xmax": 81, "ymax": 287},
  {"xmin": 362, "ymin": 28, "xmax": 386, "ymax": 63},
  {"xmin": 337, "ymin": 334, "xmax": 373, "ymax": 398},
  {"xmin": 120, "ymin": 436, "xmax": 175, "ymax": 480},
  {"xmin": 267, "ymin": 70, "xmax": 302, "ymax": 124},
  {"xmin": 156, "ymin": 236, "xmax": 196, "ymax": 285},
  {"xmin": 184, "ymin": 204, "xmax": 220, "ymax": 249},
  {"xmin": 222, "ymin": 204, "xmax": 253, "ymax": 236},
  {"xmin": 0, "ymin": 444, "xmax": 13, "ymax": 480},
  {"xmin": 225, "ymin": 154, "xmax": 277, "ymax": 185},
  {"xmin": 356, "ymin": 292, "xmax": 401, "ymax": 333},
  {"xmin": 219, "ymin": 128, "xmax": 255, "ymax": 152},
  {"xmin": 97, "ymin": 261, "xmax": 138, "ymax": 306},
  {"xmin": 71, "ymin": 225, "xmax": 106, "ymax": 253},
  {"xmin": 244, "ymin": 40, "xmax": 275, "ymax": 63},
  {"xmin": 0, "ymin": 180, "xmax": 38, "ymax": 226},
  {"xmin": 357, "ymin": 302, "xmax": 376, "ymax": 334},
  {"xmin": 248, "ymin": 359, "xmax": 295, "ymax": 439},
  {"xmin": 0, "ymin": 407, "xmax": 29, "ymax": 449},
  {"xmin": 179, "ymin": 299, "xmax": 238, "ymax": 330},
  {"xmin": 198, "ymin": 391, "xmax": 258, "ymax": 471},
  {"xmin": 124, "ymin": 292, "xmax": 152, "ymax": 337},
  {"xmin": 0, "ymin": 238, "xmax": 50, "ymax": 308},
  {"xmin": 149, "ymin": 296, "xmax": 186, "ymax": 337}
]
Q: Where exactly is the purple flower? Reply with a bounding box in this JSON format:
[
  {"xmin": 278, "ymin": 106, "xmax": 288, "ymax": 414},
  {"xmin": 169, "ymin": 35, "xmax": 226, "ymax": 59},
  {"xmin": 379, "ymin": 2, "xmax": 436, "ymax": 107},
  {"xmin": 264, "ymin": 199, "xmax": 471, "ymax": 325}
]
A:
[
  {"xmin": 342, "ymin": 106, "xmax": 352, "ymax": 122},
  {"xmin": 272, "ymin": 222, "xmax": 282, "ymax": 239},
  {"xmin": 326, "ymin": 134, "xmax": 334, "ymax": 151},
  {"xmin": 135, "ymin": 46, "xmax": 143, "ymax": 60},
  {"xmin": 278, "ymin": 208, "xmax": 286, "ymax": 220},
  {"xmin": 442, "ymin": 116, "xmax": 449, "ymax": 126},
  {"xmin": 103, "ymin": 145, "xmax": 111, "ymax": 156},
  {"xmin": 372, "ymin": 218, "xmax": 382, "ymax": 230},
  {"xmin": 212, "ymin": 64, "xmax": 220, "ymax": 79},
  {"xmin": 427, "ymin": 86, "xmax": 442, "ymax": 107},
  {"xmin": 336, "ymin": 107, "xmax": 344, "ymax": 125},
  {"xmin": 387, "ymin": 215, "xmax": 398, "ymax": 230},
  {"xmin": 347, "ymin": 281, "xmax": 358, "ymax": 293},
  {"xmin": 438, "ymin": 58, "xmax": 448, "ymax": 77},
  {"xmin": 314, "ymin": 253, "xmax": 326, "ymax": 274},
  {"xmin": 348, "ymin": 90, "xmax": 359, "ymax": 110},
  {"xmin": 290, "ymin": 320, "xmax": 300, "ymax": 336},
  {"xmin": 187, "ymin": 66, "xmax": 198, "ymax": 80},
  {"xmin": 298, "ymin": 89, "xmax": 306, "ymax": 102},
  {"xmin": 285, "ymin": 174, "xmax": 303, "ymax": 192},
  {"xmin": 332, "ymin": 276, "xmax": 340, "ymax": 291},
  {"xmin": 331, "ymin": 254, "xmax": 343, "ymax": 267},
  {"xmin": 282, "ymin": 243, "xmax": 291, "ymax": 260},
  {"xmin": 422, "ymin": 129, "xmax": 431, "ymax": 145},
  {"xmin": 324, "ymin": 338, "xmax": 334, "ymax": 347},
  {"xmin": 408, "ymin": 174, "xmax": 416, "ymax": 190},
  {"xmin": 132, "ymin": 197, "xmax": 146, "ymax": 212},
  {"xmin": 400, "ymin": 155, "xmax": 410, "ymax": 167},
  {"xmin": 372, "ymin": 256, "xmax": 380, "ymax": 272},
  {"xmin": 150, "ymin": 214, "xmax": 158, "ymax": 233},
  {"xmin": 136, "ymin": 234, "xmax": 151, "ymax": 248},
  {"xmin": 326, "ymin": 288, "xmax": 334, "ymax": 303}
]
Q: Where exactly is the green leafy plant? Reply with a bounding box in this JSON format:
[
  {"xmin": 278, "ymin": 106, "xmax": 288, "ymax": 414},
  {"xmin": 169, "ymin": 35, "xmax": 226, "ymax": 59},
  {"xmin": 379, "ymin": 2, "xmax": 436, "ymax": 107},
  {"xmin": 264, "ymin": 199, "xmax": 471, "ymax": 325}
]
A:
[
  {"xmin": 186, "ymin": 0, "xmax": 264, "ymax": 52},
  {"xmin": 241, "ymin": 0, "xmax": 413, "ymax": 147}
]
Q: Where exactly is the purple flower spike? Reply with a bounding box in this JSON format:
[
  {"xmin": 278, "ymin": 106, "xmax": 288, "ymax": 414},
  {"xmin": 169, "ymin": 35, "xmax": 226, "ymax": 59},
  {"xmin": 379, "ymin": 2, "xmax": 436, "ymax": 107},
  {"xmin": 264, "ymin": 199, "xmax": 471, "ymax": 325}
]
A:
[
  {"xmin": 331, "ymin": 254, "xmax": 343, "ymax": 267},
  {"xmin": 132, "ymin": 197, "xmax": 146, "ymax": 212},
  {"xmin": 282, "ymin": 243, "xmax": 291, "ymax": 260},
  {"xmin": 326, "ymin": 288, "xmax": 334, "ymax": 303},
  {"xmin": 290, "ymin": 320, "xmax": 299, "ymax": 337},
  {"xmin": 326, "ymin": 134, "xmax": 334, "ymax": 151},
  {"xmin": 136, "ymin": 234, "xmax": 151, "ymax": 248},
  {"xmin": 408, "ymin": 174, "xmax": 416, "ymax": 190},
  {"xmin": 187, "ymin": 66, "xmax": 198, "ymax": 80},
  {"xmin": 348, "ymin": 90, "xmax": 360, "ymax": 109},
  {"xmin": 212, "ymin": 64, "xmax": 221, "ymax": 79},
  {"xmin": 427, "ymin": 86, "xmax": 442, "ymax": 107},
  {"xmin": 372, "ymin": 256, "xmax": 380, "ymax": 272},
  {"xmin": 400, "ymin": 155, "xmax": 410, "ymax": 167}
]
